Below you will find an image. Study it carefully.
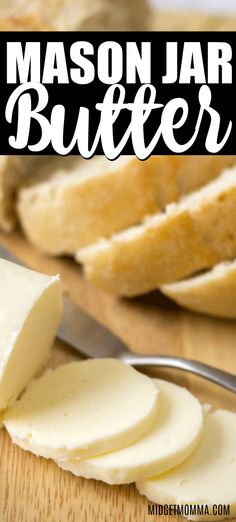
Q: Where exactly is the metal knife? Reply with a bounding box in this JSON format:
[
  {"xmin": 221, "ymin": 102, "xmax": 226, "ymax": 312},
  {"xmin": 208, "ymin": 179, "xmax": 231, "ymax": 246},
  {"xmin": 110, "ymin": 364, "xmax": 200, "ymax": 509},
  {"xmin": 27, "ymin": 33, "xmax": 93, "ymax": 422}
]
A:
[{"xmin": 0, "ymin": 242, "xmax": 236, "ymax": 393}]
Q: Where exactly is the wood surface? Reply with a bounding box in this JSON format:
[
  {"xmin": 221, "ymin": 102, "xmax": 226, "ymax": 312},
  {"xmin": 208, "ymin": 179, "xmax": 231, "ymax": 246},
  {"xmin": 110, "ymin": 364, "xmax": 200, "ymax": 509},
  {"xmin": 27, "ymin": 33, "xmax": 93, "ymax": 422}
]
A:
[{"xmin": 1, "ymin": 10, "xmax": 236, "ymax": 522}]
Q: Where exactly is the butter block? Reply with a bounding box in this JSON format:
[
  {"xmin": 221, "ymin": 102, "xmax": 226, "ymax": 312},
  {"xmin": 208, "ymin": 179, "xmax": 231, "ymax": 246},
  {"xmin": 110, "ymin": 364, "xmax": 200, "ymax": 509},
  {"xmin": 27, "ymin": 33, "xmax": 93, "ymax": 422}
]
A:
[
  {"xmin": 57, "ymin": 379, "xmax": 203, "ymax": 484},
  {"xmin": 137, "ymin": 409, "xmax": 236, "ymax": 521},
  {"xmin": 0, "ymin": 258, "xmax": 62, "ymax": 412},
  {"xmin": 4, "ymin": 359, "xmax": 159, "ymax": 460}
]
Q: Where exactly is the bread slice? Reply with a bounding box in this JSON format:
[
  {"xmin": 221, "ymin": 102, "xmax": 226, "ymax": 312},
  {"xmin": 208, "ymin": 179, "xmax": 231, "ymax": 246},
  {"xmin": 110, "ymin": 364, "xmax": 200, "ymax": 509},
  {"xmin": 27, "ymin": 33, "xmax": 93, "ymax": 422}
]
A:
[
  {"xmin": 0, "ymin": 0, "xmax": 150, "ymax": 232},
  {"xmin": 161, "ymin": 260, "xmax": 236, "ymax": 319},
  {"xmin": 0, "ymin": 153, "xmax": 83, "ymax": 232},
  {"xmin": 0, "ymin": 0, "xmax": 150, "ymax": 231},
  {"xmin": 17, "ymin": 156, "xmax": 236, "ymax": 255},
  {"xmin": 77, "ymin": 166, "xmax": 236, "ymax": 296},
  {"xmin": 0, "ymin": 156, "xmax": 49, "ymax": 231},
  {"xmin": 0, "ymin": 0, "xmax": 150, "ymax": 30},
  {"xmin": 17, "ymin": 156, "xmax": 157, "ymax": 253},
  {"xmin": 0, "ymin": 13, "xmax": 51, "ymax": 232}
]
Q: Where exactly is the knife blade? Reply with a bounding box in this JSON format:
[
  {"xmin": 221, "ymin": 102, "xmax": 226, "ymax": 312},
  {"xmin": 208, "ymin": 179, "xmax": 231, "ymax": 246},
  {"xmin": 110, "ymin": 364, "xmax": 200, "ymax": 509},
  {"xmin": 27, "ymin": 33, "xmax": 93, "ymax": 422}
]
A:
[{"xmin": 1, "ymin": 242, "xmax": 236, "ymax": 393}]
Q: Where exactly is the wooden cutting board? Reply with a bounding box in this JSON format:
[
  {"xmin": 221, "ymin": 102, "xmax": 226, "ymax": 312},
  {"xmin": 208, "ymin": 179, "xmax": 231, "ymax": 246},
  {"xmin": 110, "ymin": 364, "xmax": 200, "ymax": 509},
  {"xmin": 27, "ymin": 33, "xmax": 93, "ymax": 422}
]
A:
[{"xmin": 1, "ymin": 11, "xmax": 236, "ymax": 522}]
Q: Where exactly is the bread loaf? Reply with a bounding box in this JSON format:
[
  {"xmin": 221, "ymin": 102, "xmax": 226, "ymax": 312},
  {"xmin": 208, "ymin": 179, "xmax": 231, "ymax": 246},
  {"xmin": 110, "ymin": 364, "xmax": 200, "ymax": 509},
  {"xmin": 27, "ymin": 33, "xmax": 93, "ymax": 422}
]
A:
[
  {"xmin": 17, "ymin": 156, "xmax": 157, "ymax": 253},
  {"xmin": 0, "ymin": 0, "xmax": 151, "ymax": 232},
  {"xmin": 0, "ymin": 156, "xmax": 50, "ymax": 231},
  {"xmin": 77, "ymin": 166, "xmax": 236, "ymax": 296},
  {"xmin": 17, "ymin": 156, "xmax": 236, "ymax": 255}
]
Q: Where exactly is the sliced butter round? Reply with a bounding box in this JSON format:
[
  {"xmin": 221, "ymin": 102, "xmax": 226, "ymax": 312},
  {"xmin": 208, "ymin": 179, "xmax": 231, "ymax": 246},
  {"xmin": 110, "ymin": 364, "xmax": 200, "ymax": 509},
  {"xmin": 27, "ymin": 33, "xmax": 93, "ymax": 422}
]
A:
[
  {"xmin": 0, "ymin": 258, "xmax": 62, "ymax": 412},
  {"xmin": 161, "ymin": 260, "xmax": 236, "ymax": 319},
  {"xmin": 137, "ymin": 409, "xmax": 236, "ymax": 521},
  {"xmin": 57, "ymin": 379, "xmax": 203, "ymax": 484},
  {"xmin": 4, "ymin": 359, "xmax": 159, "ymax": 460}
]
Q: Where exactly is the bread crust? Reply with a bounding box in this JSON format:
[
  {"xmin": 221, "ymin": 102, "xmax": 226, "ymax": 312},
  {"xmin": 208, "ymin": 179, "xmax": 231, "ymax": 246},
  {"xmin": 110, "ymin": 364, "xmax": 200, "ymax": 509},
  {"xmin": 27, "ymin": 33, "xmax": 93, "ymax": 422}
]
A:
[
  {"xmin": 0, "ymin": 156, "xmax": 54, "ymax": 232},
  {"xmin": 16, "ymin": 156, "xmax": 236, "ymax": 254},
  {"xmin": 17, "ymin": 157, "xmax": 159, "ymax": 252},
  {"xmin": 77, "ymin": 166, "xmax": 236, "ymax": 296},
  {"xmin": 161, "ymin": 260, "xmax": 236, "ymax": 318}
]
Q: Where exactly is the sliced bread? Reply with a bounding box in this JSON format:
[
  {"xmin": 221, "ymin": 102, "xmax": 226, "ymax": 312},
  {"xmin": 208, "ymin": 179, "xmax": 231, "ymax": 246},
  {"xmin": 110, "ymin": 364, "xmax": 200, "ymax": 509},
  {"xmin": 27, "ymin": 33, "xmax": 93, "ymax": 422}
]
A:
[
  {"xmin": 0, "ymin": 0, "xmax": 150, "ymax": 232},
  {"xmin": 0, "ymin": 156, "xmax": 47, "ymax": 231},
  {"xmin": 17, "ymin": 156, "xmax": 236, "ymax": 255},
  {"xmin": 0, "ymin": 17, "xmax": 50, "ymax": 233},
  {"xmin": 161, "ymin": 260, "xmax": 236, "ymax": 319},
  {"xmin": 77, "ymin": 166, "xmax": 236, "ymax": 296},
  {"xmin": 0, "ymin": 155, "xmax": 81, "ymax": 232},
  {"xmin": 17, "ymin": 156, "xmax": 158, "ymax": 254}
]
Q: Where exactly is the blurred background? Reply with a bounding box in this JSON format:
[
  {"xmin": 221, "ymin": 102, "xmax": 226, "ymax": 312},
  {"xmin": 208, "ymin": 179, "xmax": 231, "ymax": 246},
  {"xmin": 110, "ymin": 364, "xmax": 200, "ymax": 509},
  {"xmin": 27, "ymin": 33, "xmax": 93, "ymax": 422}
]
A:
[
  {"xmin": 151, "ymin": 0, "xmax": 236, "ymax": 13},
  {"xmin": 1, "ymin": 0, "xmax": 236, "ymax": 32}
]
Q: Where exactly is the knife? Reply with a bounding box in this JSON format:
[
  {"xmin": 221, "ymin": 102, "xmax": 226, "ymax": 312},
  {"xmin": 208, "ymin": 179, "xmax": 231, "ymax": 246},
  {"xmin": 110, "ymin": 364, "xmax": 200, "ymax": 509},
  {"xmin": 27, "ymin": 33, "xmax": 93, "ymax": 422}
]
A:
[{"xmin": 0, "ymin": 242, "xmax": 236, "ymax": 393}]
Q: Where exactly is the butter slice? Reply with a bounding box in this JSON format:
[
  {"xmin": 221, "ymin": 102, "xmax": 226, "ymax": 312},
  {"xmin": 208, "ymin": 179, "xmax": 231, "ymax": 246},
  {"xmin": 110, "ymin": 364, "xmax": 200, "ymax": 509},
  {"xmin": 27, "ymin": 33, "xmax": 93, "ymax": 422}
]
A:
[
  {"xmin": 137, "ymin": 409, "xmax": 236, "ymax": 521},
  {"xmin": 57, "ymin": 379, "xmax": 203, "ymax": 484},
  {"xmin": 0, "ymin": 258, "xmax": 62, "ymax": 412},
  {"xmin": 4, "ymin": 359, "xmax": 159, "ymax": 460}
]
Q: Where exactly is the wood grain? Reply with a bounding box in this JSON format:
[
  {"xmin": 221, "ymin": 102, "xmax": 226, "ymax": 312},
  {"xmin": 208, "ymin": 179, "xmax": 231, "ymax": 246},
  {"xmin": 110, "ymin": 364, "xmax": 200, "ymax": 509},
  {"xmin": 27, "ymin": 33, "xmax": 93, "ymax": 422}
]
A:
[{"xmin": 1, "ymin": 10, "xmax": 236, "ymax": 522}]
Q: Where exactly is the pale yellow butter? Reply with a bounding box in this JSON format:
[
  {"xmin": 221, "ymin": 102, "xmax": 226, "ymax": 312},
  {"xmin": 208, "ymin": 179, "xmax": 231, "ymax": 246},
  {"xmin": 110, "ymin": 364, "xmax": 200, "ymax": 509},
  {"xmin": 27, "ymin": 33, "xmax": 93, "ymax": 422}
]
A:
[
  {"xmin": 57, "ymin": 379, "xmax": 203, "ymax": 484},
  {"xmin": 137, "ymin": 409, "xmax": 236, "ymax": 521},
  {"xmin": 0, "ymin": 258, "xmax": 62, "ymax": 412},
  {"xmin": 4, "ymin": 359, "xmax": 159, "ymax": 460}
]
